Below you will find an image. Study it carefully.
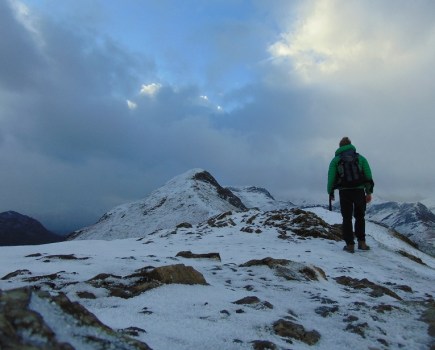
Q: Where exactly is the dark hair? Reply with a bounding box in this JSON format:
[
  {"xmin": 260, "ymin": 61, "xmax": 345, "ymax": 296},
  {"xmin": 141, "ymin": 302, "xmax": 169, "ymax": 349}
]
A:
[{"xmin": 339, "ymin": 137, "xmax": 351, "ymax": 147}]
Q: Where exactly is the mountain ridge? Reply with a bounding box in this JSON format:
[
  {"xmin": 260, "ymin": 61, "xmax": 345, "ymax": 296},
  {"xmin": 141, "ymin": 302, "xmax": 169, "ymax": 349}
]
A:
[
  {"xmin": 69, "ymin": 169, "xmax": 247, "ymax": 240},
  {"xmin": 68, "ymin": 169, "xmax": 435, "ymax": 259},
  {"xmin": 0, "ymin": 211, "xmax": 63, "ymax": 246}
]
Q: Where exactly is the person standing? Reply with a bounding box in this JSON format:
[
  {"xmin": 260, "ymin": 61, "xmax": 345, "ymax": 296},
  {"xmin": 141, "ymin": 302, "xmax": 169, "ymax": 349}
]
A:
[{"xmin": 327, "ymin": 137, "xmax": 374, "ymax": 253}]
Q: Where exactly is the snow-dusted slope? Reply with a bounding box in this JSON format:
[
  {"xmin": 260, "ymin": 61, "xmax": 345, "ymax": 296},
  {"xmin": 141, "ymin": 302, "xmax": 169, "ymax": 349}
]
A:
[
  {"xmin": 422, "ymin": 197, "xmax": 435, "ymax": 215},
  {"xmin": 69, "ymin": 169, "xmax": 247, "ymax": 240},
  {"xmin": 1, "ymin": 208, "xmax": 434, "ymax": 349},
  {"xmin": 366, "ymin": 200, "xmax": 435, "ymax": 257},
  {"xmin": 227, "ymin": 186, "xmax": 294, "ymax": 211}
]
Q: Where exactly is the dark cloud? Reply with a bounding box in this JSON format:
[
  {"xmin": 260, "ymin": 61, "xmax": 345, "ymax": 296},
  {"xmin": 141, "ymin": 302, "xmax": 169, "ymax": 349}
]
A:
[
  {"xmin": 1, "ymin": 0, "xmax": 434, "ymax": 232},
  {"xmin": 0, "ymin": 1, "xmax": 45, "ymax": 91}
]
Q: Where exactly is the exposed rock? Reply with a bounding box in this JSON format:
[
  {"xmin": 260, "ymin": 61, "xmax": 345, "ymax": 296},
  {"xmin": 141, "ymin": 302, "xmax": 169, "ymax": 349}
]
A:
[
  {"xmin": 315, "ymin": 305, "xmax": 339, "ymax": 317},
  {"xmin": 240, "ymin": 257, "xmax": 326, "ymax": 282},
  {"xmin": 263, "ymin": 209, "xmax": 342, "ymax": 241},
  {"xmin": 397, "ymin": 250, "xmax": 427, "ymax": 266},
  {"xmin": 343, "ymin": 315, "xmax": 359, "ymax": 323},
  {"xmin": 193, "ymin": 171, "xmax": 247, "ymax": 211},
  {"xmin": 384, "ymin": 281, "xmax": 413, "ymax": 293},
  {"xmin": 176, "ymin": 250, "xmax": 221, "ymax": 261},
  {"xmin": 76, "ymin": 291, "xmax": 96, "ymax": 299},
  {"xmin": 148, "ymin": 264, "xmax": 208, "ymax": 285},
  {"xmin": 24, "ymin": 272, "xmax": 65, "ymax": 283},
  {"xmin": 233, "ymin": 296, "xmax": 261, "ymax": 305},
  {"xmin": 0, "ymin": 287, "xmax": 152, "ymax": 350},
  {"xmin": 273, "ymin": 319, "xmax": 321, "ymax": 345},
  {"xmin": 119, "ymin": 327, "xmax": 147, "ymax": 337},
  {"xmin": 250, "ymin": 339, "xmax": 278, "ymax": 350},
  {"xmin": 334, "ymin": 276, "xmax": 402, "ymax": 300},
  {"xmin": 207, "ymin": 211, "xmax": 237, "ymax": 227},
  {"xmin": 420, "ymin": 301, "xmax": 435, "ymax": 337},
  {"xmin": 176, "ymin": 222, "xmax": 193, "ymax": 229},
  {"xmin": 25, "ymin": 253, "xmax": 43, "ymax": 257},
  {"xmin": 86, "ymin": 264, "xmax": 208, "ymax": 299},
  {"xmin": 1, "ymin": 269, "xmax": 32, "ymax": 280},
  {"xmin": 240, "ymin": 257, "xmax": 291, "ymax": 268},
  {"xmin": 232, "ymin": 296, "xmax": 273, "ymax": 309},
  {"xmin": 372, "ymin": 304, "xmax": 398, "ymax": 313},
  {"xmin": 88, "ymin": 271, "xmax": 159, "ymax": 299},
  {"xmin": 344, "ymin": 322, "xmax": 369, "ymax": 338},
  {"xmin": 43, "ymin": 254, "xmax": 90, "ymax": 261}
]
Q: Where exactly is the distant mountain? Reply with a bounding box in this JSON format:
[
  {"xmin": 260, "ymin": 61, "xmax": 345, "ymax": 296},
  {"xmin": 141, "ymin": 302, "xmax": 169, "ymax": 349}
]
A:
[
  {"xmin": 69, "ymin": 169, "xmax": 247, "ymax": 240},
  {"xmin": 366, "ymin": 201, "xmax": 435, "ymax": 257},
  {"xmin": 0, "ymin": 211, "xmax": 63, "ymax": 246},
  {"xmin": 69, "ymin": 169, "xmax": 435, "ymax": 258},
  {"xmin": 226, "ymin": 186, "xmax": 294, "ymax": 211},
  {"xmin": 422, "ymin": 197, "xmax": 435, "ymax": 214},
  {"xmin": 2, "ymin": 170, "xmax": 435, "ymax": 349}
]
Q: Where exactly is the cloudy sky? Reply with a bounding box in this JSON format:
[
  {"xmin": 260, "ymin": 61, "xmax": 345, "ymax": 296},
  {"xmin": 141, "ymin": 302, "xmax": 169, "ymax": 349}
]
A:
[{"xmin": 1, "ymin": 0, "xmax": 435, "ymax": 233}]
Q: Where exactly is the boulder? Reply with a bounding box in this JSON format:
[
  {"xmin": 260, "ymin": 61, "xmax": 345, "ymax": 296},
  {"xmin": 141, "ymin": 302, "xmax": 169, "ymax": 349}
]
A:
[{"xmin": 0, "ymin": 287, "xmax": 152, "ymax": 350}]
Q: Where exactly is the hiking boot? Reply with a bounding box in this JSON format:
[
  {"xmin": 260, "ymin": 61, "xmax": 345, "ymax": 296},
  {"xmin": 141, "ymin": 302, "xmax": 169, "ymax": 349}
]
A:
[
  {"xmin": 343, "ymin": 244, "xmax": 355, "ymax": 253},
  {"xmin": 358, "ymin": 241, "xmax": 370, "ymax": 251}
]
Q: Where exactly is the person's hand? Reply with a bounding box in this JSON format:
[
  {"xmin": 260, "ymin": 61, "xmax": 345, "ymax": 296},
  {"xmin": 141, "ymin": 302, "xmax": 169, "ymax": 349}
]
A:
[
  {"xmin": 329, "ymin": 194, "xmax": 335, "ymax": 201},
  {"xmin": 366, "ymin": 194, "xmax": 372, "ymax": 203}
]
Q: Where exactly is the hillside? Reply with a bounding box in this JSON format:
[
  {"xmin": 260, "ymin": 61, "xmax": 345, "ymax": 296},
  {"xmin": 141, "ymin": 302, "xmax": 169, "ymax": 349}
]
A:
[
  {"xmin": 69, "ymin": 169, "xmax": 435, "ymax": 261},
  {"xmin": 366, "ymin": 200, "xmax": 435, "ymax": 257},
  {"xmin": 0, "ymin": 207, "xmax": 434, "ymax": 349},
  {"xmin": 1, "ymin": 169, "xmax": 434, "ymax": 349},
  {"xmin": 0, "ymin": 211, "xmax": 63, "ymax": 246},
  {"xmin": 69, "ymin": 169, "xmax": 247, "ymax": 240}
]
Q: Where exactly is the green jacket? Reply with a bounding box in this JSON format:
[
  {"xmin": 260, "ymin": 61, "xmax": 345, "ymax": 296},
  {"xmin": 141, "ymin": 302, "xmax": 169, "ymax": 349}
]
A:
[{"xmin": 327, "ymin": 144, "xmax": 374, "ymax": 195}]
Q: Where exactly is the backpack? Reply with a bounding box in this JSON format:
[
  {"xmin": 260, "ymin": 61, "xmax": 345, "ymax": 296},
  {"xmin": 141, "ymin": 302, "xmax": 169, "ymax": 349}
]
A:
[{"xmin": 336, "ymin": 150, "xmax": 366, "ymax": 188}]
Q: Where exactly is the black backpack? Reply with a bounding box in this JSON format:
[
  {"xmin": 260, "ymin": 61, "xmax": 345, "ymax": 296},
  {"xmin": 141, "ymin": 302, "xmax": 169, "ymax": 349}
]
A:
[{"xmin": 336, "ymin": 150, "xmax": 366, "ymax": 188}]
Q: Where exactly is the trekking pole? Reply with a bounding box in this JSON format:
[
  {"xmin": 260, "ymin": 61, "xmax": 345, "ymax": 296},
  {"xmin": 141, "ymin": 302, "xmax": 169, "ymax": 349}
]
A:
[{"xmin": 328, "ymin": 196, "xmax": 332, "ymax": 211}]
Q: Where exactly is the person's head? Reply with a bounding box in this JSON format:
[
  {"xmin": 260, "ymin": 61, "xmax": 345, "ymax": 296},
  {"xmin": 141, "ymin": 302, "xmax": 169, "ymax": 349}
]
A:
[{"xmin": 339, "ymin": 137, "xmax": 351, "ymax": 147}]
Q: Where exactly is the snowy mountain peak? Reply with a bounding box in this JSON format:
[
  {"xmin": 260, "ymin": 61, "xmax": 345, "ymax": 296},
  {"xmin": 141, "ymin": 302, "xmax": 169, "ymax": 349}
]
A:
[
  {"xmin": 69, "ymin": 169, "xmax": 247, "ymax": 240},
  {"xmin": 228, "ymin": 186, "xmax": 294, "ymax": 211}
]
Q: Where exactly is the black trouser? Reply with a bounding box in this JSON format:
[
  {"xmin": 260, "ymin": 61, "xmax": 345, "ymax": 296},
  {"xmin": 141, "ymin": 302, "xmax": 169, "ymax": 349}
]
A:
[{"xmin": 339, "ymin": 189, "xmax": 367, "ymax": 245}]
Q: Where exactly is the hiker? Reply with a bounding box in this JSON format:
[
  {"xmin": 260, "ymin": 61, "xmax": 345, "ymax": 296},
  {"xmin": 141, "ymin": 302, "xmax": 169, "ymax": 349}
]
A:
[{"xmin": 327, "ymin": 137, "xmax": 374, "ymax": 253}]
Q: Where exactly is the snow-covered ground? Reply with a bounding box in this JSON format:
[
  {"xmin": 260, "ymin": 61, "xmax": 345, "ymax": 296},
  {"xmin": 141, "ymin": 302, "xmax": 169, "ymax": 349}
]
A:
[{"xmin": 1, "ymin": 207, "xmax": 434, "ymax": 349}]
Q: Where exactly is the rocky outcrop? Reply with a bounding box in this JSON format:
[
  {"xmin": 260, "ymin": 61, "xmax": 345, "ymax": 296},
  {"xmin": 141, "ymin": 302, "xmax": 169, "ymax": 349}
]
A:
[
  {"xmin": 0, "ymin": 287, "xmax": 152, "ymax": 350},
  {"xmin": 147, "ymin": 264, "xmax": 208, "ymax": 285},
  {"xmin": 273, "ymin": 319, "xmax": 321, "ymax": 345},
  {"xmin": 334, "ymin": 276, "xmax": 403, "ymax": 300},
  {"xmin": 237, "ymin": 209, "xmax": 342, "ymax": 241},
  {"xmin": 86, "ymin": 264, "xmax": 208, "ymax": 299},
  {"xmin": 193, "ymin": 171, "xmax": 247, "ymax": 211},
  {"xmin": 176, "ymin": 250, "xmax": 221, "ymax": 261},
  {"xmin": 240, "ymin": 257, "xmax": 327, "ymax": 281}
]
